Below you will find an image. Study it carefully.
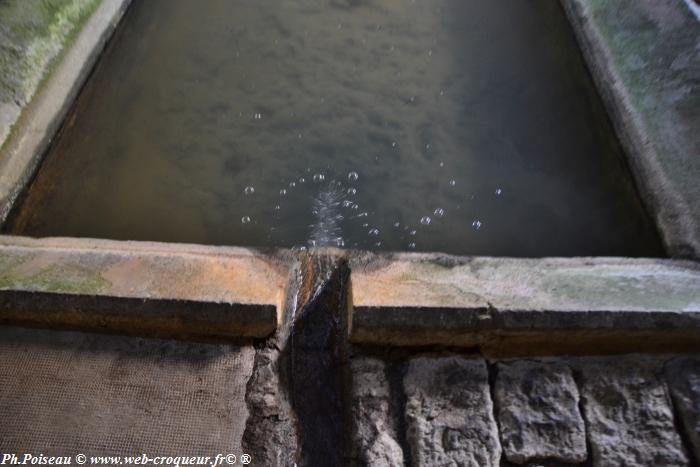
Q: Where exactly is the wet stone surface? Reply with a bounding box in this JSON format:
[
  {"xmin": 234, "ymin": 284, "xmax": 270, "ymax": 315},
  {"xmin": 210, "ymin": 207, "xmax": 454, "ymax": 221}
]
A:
[
  {"xmin": 403, "ymin": 356, "xmax": 501, "ymax": 466},
  {"xmin": 495, "ymin": 360, "xmax": 587, "ymax": 464},
  {"xmin": 576, "ymin": 357, "xmax": 689, "ymax": 467}
]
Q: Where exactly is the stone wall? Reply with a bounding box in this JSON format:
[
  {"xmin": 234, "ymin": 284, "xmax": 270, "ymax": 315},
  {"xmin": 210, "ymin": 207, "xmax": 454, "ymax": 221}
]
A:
[{"xmin": 349, "ymin": 353, "xmax": 700, "ymax": 466}]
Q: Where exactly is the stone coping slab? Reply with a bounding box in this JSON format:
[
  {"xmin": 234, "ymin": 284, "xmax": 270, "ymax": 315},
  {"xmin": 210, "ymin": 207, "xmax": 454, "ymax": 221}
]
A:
[
  {"xmin": 561, "ymin": 0, "xmax": 700, "ymax": 259},
  {"xmin": 349, "ymin": 253, "xmax": 700, "ymax": 354},
  {"xmin": 0, "ymin": 235, "xmax": 288, "ymax": 339},
  {"xmin": 2, "ymin": 237, "xmax": 700, "ymax": 353}
]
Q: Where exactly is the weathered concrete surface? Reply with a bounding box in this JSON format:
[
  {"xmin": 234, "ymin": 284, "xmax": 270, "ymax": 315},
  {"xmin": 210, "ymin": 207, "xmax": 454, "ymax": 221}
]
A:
[
  {"xmin": 349, "ymin": 254, "xmax": 700, "ymax": 352},
  {"xmin": 561, "ymin": 0, "xmax": 700, "ymax": 259},
  {"xmin": 404, "ymin": 356, "xmax": 501, "ymax": 466},
  {"xmin": 0, "ymin": 236, "xmax": 288, "ymax": 338},
  {"xmin": 495, "ymin": 360, "xmax": 587, "ymax": 464},
  {"xmin": 665, "ymin": 357, "xmax": 700, "ymax": 463},
  {"xmin": 0, "ymin": 0, "xmax": 131, "ymax": 224},
  {"xmin": 350, "ymin": 358, "xmax": 404, "ymax": 467},
  {"xmin": 575, "ymin": 356, "xmax": 689, "ymax": 466},
  {"xmin": 0, "ymin": 325, "xmax": 254, "ymax": 457}
]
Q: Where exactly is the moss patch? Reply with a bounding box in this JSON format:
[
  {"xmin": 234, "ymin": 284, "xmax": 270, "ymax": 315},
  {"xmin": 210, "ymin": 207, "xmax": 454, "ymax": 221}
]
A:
[
  {"xmin": 0, "ymin": 0, "xmax": 101, "ymax": 105},
  {"xmin": 0, "ymin": 262, "xmax": 110, "ymax": 294}
]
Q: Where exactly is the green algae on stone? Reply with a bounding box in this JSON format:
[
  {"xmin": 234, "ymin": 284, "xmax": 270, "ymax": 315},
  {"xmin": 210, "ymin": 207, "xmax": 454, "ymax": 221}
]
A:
[
  {"xmin": 0, "ymin": 262, "xmax": 110, "ymax": 294},
  {"xmin": 0, "ymin": 0, "xmax": 102, "ymax": 106}
]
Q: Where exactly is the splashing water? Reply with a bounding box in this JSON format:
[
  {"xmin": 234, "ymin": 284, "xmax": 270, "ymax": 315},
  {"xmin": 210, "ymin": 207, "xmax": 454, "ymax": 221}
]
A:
[{"xmin": 309, "ymin": 181, "xmax": 346, "ymax": 248}]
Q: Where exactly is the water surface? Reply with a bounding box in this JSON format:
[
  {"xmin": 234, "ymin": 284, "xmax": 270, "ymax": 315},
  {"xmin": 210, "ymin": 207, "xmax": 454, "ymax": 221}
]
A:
[{"xmin": 6, "ymin": 0, "xmax": 664, "ymax": 256}]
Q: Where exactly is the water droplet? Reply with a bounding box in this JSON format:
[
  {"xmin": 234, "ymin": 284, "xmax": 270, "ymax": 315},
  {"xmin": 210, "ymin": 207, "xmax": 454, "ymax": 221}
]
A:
[
  {"xmin": 449, "ymin": 179, "xmax": 456, "ymax": 187},
  {"xmin": 334, "ymin": 237, "xmax": 345, "ymax": 247},
  {"xmin": 408, "ymin": 242, "xmax": 416, "ymax": 249},
  {"xmin": 439, "ymin": 161, "xmax": 444, "ymax": 168},
  {"xmin": 289, "ymin": 182, "xmax": 296, "ymax": 188},
  {"xmin": 391, "ymin": 141, "xmax": 397, "ymax": 148},
  {"xmin": 495, "ymin": 188, "xmax": 503, "ymax": 195},
  {"xmin": 313, "ymin": 173, "xmax": 325, "ymax": 183},
  {"xmin": 274, "ymin": 205, "xmax": 281, "ymax": 211},
  {"xmin": 351, "ymin": 203, "xmax": 359, "ymax": 210},
  {"xmin": 362, "ymin": 223, "xmax": 369, "ymax": 228},
  {"xmin": 308, "ymin": 239, "xmax": 317, "ymax": 247},
  {"xmin": 434, "ymin": 208, "xmax": 445, "ymax": 218},
  {"xmin": 342, "ymin": 200, "xmax": 354, "ymax": 208},
  {"xmin": 425, "ymin": 143, "xmax": 431, "ymax": 150},
  {"xmin": 298, "ymin": 133, "xmax": 303, "ymax": 139},
  {"xmin": 244, "ymin": 186, "xmax": 255, "ymax": 195},
  {"xmin": 472, "ymin": 220, "xmax": 482, "ymax": 230},
  {"xmin": 241, "ymin": 216, "xmax": 251, "ymax": 224},
  {"xmin": 358, "ymin": 212, "xmax": 368, "ymax": 217},
  {"xmin": 420, "ymin": 216, "xmax": 431, "ymax": 225},
  {"xmin": 368, "ymin": 228, "xmax": 380, "ymax": 236},
  {"xmin": 299, "ymin": 177, "xmax": 306, "ymax": 183},
  {"xmin": 254, "ymin": 113, "xmax": 262, "ymax": 119},
  {"xmin": 347, "ymin": 188, "xmax": 357, "ymax": 196},
  {"xmin": 374, "ymin": 242, "xmax": 382, "ymax": 247},
  {"xmin": 348, "ymin": 171, "xmax": 359, "ymax": 181},
  {"xmin": 394, "ymin": 222, "xmax": 400, "ymax": 228},
  {"xmin": 428, "ymin": 49, "xmax": 433, "ymax": 56},
  {"xmin": 409, "ymin": 230, "xmax": 417, "ymax": 236},
  {"xmin": 279, "ymin": 189, "xmax": 287, "ymax": 196}
]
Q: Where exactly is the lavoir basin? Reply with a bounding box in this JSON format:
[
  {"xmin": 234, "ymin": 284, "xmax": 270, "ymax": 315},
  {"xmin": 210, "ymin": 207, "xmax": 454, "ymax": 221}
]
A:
[{"xmin": 3, "ymin": 0, "xmax": 663, "ymax": 257}]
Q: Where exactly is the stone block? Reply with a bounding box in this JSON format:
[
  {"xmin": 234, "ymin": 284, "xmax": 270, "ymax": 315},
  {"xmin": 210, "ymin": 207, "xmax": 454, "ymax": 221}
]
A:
[
  {"xmin": 350, "ymin": 358, "xmax": 403, "ymax": 467},
  {"xmin": 577, "ymin": 357, "xmax": 689, "ymax": 466},
  {"xmin": 665, "ymin": 357, "xmax": 700, "ymax": 463},
  {"xmin": 495, "ymin": 360, "xmax": 586, "ymax": 464},
  {"xmin": 403, "ymin": 356, "xmax": 501, "ymax": 466}
]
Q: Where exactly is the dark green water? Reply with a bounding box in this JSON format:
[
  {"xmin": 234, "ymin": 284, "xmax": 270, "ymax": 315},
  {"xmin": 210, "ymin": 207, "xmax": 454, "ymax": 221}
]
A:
[{"xmin": 6, "ymin": 0, "xmax": 664, "ymax": 256}]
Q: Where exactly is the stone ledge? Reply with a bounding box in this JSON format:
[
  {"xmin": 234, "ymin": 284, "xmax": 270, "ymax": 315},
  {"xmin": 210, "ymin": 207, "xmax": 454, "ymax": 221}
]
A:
[
  {"xmin": 349, "ymin": 254, "xmax": 700, "ymax": 354},
  {"xmin": 561, "ymin": 0, "xmax": 700, "ymax": 259},
  {"xmin": 0, "ymin": 235, "xmax": 288, "ymax": 339},
  {"xmin": 0, "ymin": 0, "xmax": 132, "ymax": 224}
]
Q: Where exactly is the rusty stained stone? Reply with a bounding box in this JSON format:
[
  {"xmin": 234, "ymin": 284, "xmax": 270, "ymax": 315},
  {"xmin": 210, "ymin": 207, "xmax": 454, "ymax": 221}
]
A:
[{"xmin": 0, "ymin": 239, "xmax": 289, "ymax": 339}]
